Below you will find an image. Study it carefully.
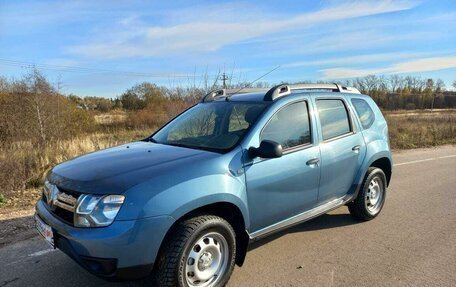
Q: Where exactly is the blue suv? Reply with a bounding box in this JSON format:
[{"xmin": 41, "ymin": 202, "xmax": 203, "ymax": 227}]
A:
[{"xmin": 35, "ymin": 83, "xmax": 392, "ymax": 287}]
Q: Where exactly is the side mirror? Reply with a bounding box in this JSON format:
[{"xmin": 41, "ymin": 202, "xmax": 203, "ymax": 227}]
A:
[{"xmin": 248, "ymin": 140, "xmax": 283, "ymax": 159}]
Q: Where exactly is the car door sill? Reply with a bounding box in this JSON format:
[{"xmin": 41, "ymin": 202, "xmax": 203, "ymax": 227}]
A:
[{"xmin": 249, "ymin": 195, "xmax": 353, "ymax": 240}]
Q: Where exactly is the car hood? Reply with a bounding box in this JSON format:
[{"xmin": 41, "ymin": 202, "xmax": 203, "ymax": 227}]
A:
[{"xmin": 48, "ymin": 141, "xmax": 217, "ymax": 194}]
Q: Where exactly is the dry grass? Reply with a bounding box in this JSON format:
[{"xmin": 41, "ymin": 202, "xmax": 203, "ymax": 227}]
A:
[
  {"xmin": 94, "ymin": 110, "xmax": 127, "ymax": 124},
  {"xmin": 385, "ymin": 110, "xmax": 456, "ymax": 149},
  {"xmin": 0, "ymin": 129, "xmax": 151, "ymax": 207}
]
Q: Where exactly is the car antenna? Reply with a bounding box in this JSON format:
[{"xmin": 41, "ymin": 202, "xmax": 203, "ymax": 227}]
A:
[{"xmin": 226, "ymin": 65, "xmax": 281, "ymax": 100}]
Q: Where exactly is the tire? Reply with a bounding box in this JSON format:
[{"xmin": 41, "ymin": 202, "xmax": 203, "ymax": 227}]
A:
[
  {"xmin": 348, "ymin": 167, "xmax": 387, "ymax": 221},
  {"xmin": 154, "ymin": 215, "xmax": 236, "ymax": 287}
]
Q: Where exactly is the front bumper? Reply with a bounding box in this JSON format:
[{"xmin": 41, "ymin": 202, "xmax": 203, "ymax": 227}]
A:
[{"xmin": 35, "ymin": 199, "xmax": 174, "ymax": 279}]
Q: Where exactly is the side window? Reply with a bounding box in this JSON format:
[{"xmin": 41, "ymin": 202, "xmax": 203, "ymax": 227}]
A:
[
  {"xmin": 261, "ymin": 101, "xmax": 311, "ymax": 149},
  {"xmin": 351, "ymin": 98, "xmax": 375, "ymax": 129},
  {"xmin": 316, "ymin": 99, "xmax": 351, "ymax": 140}
]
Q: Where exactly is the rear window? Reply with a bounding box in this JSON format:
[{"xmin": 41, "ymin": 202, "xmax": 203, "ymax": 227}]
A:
[
  {"xmin": 316, "ymin": 99, "xmax": 351, "ymax": 140},
  {"xmin": 351, "ymin": 98, "xmax": 375, "ymax": 129}
]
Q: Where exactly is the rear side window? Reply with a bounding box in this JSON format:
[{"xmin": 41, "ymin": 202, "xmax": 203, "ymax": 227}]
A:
[
  {"xmin": 261, "ymin": 101, "xmax": 311, "ymax": 149},
  {"xmin": 351, "ymin": 98, "xmax": 375, "ymax": 129},
  {"xmin": 316, "ymin": 99, "xmax": 351, "ymax": 140}
]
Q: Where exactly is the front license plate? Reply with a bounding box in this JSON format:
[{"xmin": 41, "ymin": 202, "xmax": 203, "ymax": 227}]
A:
[{"xmin": 35, "ymin": 214, "xmax": 54, "ymax": 248}]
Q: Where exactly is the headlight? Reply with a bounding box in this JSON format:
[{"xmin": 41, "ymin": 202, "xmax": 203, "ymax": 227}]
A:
[{"xmin": 74, "ymin": 194, "xmax": 125, "ymax": 227}]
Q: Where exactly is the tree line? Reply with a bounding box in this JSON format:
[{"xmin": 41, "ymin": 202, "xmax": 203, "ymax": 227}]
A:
[
  {"xmin": 1, "ymin": 69, "xmax": 455, "ymax": 146},
  {"xmin": 342, "ymin": 75, "xmax": 456, "ymax": 110},
  {"xmin": 67, "ymin": 75, "xmax": 456, "ymax": 112}
]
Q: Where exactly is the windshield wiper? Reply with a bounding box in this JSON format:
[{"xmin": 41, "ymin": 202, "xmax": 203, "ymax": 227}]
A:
[
  {"xmin": 143, "ymin": 137, "xmax": 157, "ymax": 143},
  {"xmin": 163, "ymin": 142, "xmax": 197, "ymax": 149}
]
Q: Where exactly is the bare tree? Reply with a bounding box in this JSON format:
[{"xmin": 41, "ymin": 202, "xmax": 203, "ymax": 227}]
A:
[
  {"xmin": 364, "ymin": 75, "xmax": 378, "ymax": 94},
  {"xmin": 431, "ymin": 79, "xmax": 445, "ymax": 111},
  {"xmin": 389, "ymin": 75, "xmax": 403, "ymax": 93}
]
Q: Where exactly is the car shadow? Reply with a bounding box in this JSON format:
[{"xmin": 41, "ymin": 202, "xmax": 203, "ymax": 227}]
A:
[{"xmin": 248, "ymin": 212, "xmax": 361, "ymax": 252}]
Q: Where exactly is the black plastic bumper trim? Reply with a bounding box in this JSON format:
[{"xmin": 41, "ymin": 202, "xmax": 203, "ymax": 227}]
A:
[{"xmin": 54, "ymin": 233, "xmax": 153, "ymax": 280}]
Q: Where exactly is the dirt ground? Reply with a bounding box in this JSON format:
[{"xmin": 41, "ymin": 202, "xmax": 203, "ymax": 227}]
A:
[{"xmin": 0, "ymin": 189, "xmax": 40, "ymax": 247}]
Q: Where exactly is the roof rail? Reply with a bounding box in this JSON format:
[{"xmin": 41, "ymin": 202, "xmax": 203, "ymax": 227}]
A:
[
  {"xmin": 263, "ymin": 85, "xmax": 291, "ymax": 101},
  {"xmin": 263, "ymin": 83, "xmax": 360, "ymax": 101},
  {"xmin": 201, "ymin": 84, "xmax": 361, "ymax": 102},
  {"xmin": 201, "ymin": 88, "xmax": 268, "ymax": 102}
]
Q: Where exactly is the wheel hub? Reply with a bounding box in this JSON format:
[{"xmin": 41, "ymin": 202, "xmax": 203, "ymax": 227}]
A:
[
  {"xmin": 365, "ymin": 176, "xmax": 384, "ymax": 214},
  {"xmin": 198, "ymin": 252, "xmax": 213, "ymax": 270},
  {"xmin": 369, "ymin": 188, "xmax": 379, "ymax": 205},
  {"xmin": 185, "ymin": 232, "xmax": 229, "ymax": 287}
]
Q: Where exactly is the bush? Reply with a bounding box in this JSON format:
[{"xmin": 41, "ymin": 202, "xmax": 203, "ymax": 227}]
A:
[
  {"xmin": 127, "ymin": 99, "xmax": 191, "ymax": 129},
  {"xmin": 0, "ymin": 193, "xmax": 6, "ymax": 206},
  {"xmin": 0, "ymin": 70, "xmax": 95, "ymax": 145}
]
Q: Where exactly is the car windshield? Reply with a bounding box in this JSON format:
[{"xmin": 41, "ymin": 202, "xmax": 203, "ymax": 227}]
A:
[{"xmin": 151, "ymin": 101, "xmax": 267, "ymax": 152}]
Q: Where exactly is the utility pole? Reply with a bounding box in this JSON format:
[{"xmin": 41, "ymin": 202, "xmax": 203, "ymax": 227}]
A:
[{"xmin": 220, "ymin": 73, "xmax": 229, "ymax": 89}]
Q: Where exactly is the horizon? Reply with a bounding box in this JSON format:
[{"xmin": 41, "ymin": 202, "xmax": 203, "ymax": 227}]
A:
[{"xmin": 1, "ymin": 0, "xmax": 455, "ymax": 98}]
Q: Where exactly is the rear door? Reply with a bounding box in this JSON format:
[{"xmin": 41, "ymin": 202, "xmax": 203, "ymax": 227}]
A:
[{"xmin": 313, "ymin": 96, "xmax": 366, "ymax": 203}]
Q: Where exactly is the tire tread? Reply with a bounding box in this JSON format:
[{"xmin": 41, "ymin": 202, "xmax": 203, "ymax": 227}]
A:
[{"xmin": 154, "ymin": 215, "xmax": 235, "ymax": 287}]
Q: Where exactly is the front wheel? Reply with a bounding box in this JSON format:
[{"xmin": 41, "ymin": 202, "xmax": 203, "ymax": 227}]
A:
[
  {"xmin": 348, "ymin": 167, "xmax": 387, "ymax": 221},
  {"xmin": 155, "ymin": 215, "xmax": 236, "ymax": 287}
]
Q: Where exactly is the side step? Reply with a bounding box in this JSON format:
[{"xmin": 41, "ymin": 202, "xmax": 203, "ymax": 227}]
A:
[{"xmin": 249, "ymin": 195, "xmax": 353, "ymax": 240}]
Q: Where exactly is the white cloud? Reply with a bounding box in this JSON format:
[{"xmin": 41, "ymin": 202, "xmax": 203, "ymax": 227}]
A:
[
  {"xmin": 283, "ymin": 51, "xmax": 442, "ymax": 68},
  {"xmin": 392, "ymin": 56, "xmax": 456, "ymax": 73},
  {"xmin": 320, "ymin": 56, "xmax": 456, "ymax": 79},
  {"xmin": 67, "ymin": 0, "xmax": 417, "ymax": 59}
]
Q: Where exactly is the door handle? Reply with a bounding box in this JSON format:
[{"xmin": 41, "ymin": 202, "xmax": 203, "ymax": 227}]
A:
[
  {"xmin": 306, "ymin": 158, "xmax": 320, "ymax": 166},
  {"xmin": 352, "ymin": 145, "xmax": 361, "ymax": 152}
]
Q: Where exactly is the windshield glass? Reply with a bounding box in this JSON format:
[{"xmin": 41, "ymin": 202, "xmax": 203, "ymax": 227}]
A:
[{"xmin": 152, "ymin": 102, "xmax": 266, "ymax": 152}]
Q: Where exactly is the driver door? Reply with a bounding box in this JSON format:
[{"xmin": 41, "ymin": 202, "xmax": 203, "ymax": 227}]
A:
[{"xmin": 244, "ymin": 100, "xmax": 321, "ymax": 234}]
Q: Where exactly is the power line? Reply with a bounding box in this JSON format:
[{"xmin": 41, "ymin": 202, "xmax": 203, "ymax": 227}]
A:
[{"xmin": 0, "ymin": 58, "xmax": 215, "ymax": 79}]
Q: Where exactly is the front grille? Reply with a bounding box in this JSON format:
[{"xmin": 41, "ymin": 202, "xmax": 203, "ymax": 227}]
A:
[
  {"xmin": 43, "ymin": 183, "xmax": 80, "ymax": 226},
  {"xmin": 53, "ymin": 206, "xmax": 75, "ymax": 225}
]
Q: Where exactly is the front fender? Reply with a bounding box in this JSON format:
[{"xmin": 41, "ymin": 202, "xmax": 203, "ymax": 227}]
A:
[{"xmin": 118, "ymin": 173, "xmax": 249, "ymax": 229}]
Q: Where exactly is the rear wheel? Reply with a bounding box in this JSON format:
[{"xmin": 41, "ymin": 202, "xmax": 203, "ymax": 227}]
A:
[
  {"xmin": 155, "ymin": 215, "xmax": 236, "ymax": 287},
  {"xmin": 348, "ymin": 167, "xmax": 387, "ymax": 220}
]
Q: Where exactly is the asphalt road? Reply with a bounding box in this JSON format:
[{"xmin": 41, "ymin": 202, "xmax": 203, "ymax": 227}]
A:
[{"xmin": 1, "ymin": 146, "xmax": 455, "ymax": 287}]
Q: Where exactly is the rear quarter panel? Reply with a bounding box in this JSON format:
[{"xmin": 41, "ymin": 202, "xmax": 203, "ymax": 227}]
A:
[{"xmin": 346, "ymin": 95, "xmax": 392, "ymax": 187}]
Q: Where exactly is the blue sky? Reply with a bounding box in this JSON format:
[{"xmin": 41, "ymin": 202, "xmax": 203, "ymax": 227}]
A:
[{"xmin": 1, "ymin": 0, "xmax": 455, "ymax": 98}]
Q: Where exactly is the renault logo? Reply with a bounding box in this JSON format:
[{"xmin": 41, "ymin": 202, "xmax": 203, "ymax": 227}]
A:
[{"xmin": 44, "ymin": 182, "xmax": 78, "ymax": 212}]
